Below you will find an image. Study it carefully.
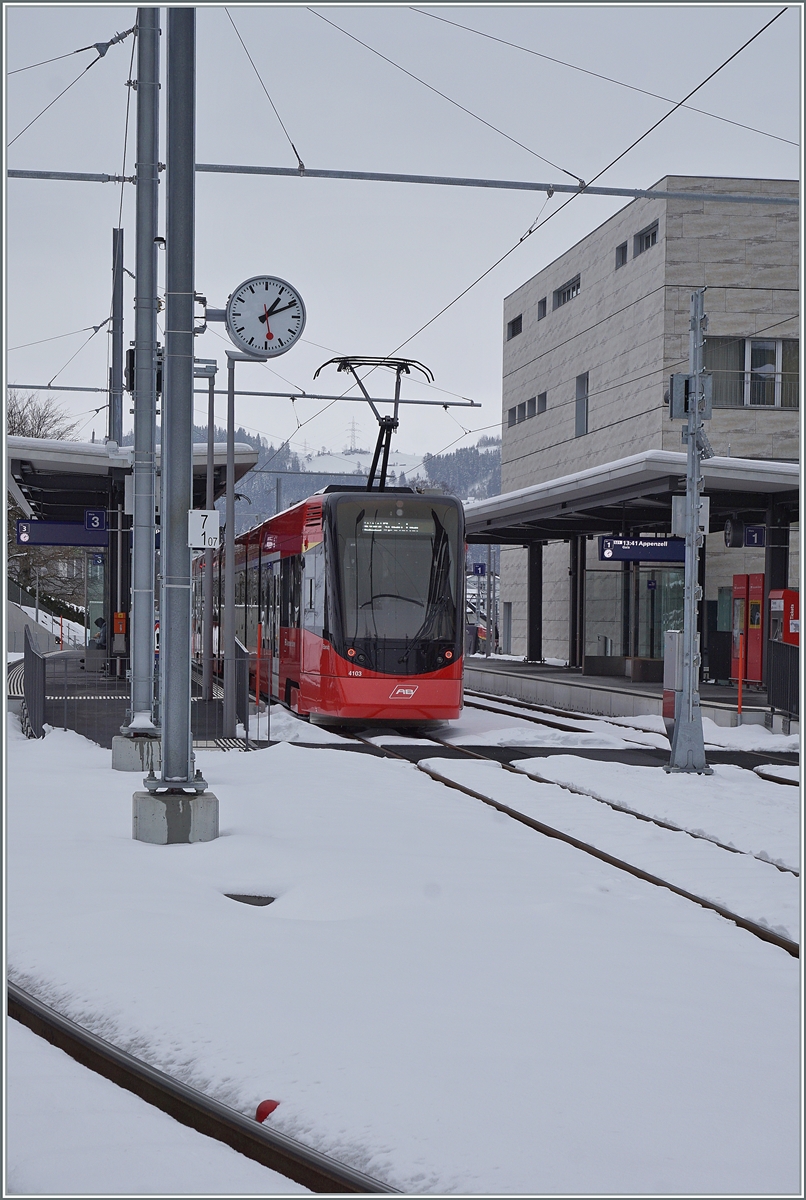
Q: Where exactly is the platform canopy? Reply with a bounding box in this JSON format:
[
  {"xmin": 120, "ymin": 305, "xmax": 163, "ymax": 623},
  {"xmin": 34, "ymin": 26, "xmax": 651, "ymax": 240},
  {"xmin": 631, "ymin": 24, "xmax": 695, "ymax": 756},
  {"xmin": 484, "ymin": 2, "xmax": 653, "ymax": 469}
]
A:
[
  {"xmin": 7, "ymin": 435, "xmax": 259, "ymax": 521},
  {"xmin": 464, "ymin": 450, "xmax": 799, "ymax": 544}
]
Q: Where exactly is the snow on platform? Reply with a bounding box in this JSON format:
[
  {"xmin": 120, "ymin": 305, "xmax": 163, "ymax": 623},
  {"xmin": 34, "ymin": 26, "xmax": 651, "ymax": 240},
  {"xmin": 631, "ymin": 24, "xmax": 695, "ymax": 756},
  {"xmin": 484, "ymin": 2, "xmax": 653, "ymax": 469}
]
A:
[{"xmin": 5, "ymin": 715, "xmax": 800, "ymax": 1195}]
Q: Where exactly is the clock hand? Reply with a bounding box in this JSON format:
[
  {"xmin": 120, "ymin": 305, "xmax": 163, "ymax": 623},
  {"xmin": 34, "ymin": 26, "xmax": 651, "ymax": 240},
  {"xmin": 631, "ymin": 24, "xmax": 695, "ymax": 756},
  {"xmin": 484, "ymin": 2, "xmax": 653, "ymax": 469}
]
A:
[
  {"xmin": 259, "ymin": 304, "xmax": 274, "ymax": 339},
  {"xmin": 267, "ymin": 301, "xmax": 299, "ymax": 316}
]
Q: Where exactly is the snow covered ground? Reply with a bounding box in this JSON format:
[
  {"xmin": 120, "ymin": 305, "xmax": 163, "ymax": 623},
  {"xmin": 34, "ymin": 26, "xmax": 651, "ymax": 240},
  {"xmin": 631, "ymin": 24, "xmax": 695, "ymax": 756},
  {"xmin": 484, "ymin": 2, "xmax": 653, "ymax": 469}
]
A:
[
  {"xmin": 6, "ymin": 1019, "xmax": 309, "ymax": 1196},
  {"xmin": 16, "ymin": 604, "xmax": 86, "ymax": 647},
  {"xmin": 5, "ymin": 709, "xmax": 800, "ymax": 1195}
]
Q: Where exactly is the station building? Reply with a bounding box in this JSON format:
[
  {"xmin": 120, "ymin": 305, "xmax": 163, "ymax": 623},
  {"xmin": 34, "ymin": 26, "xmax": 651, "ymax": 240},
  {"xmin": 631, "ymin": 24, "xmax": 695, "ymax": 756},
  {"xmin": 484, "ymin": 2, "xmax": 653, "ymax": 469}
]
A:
[{"xmin": 494, "ymin": 175, "xmax": 799, "ymax": 680}]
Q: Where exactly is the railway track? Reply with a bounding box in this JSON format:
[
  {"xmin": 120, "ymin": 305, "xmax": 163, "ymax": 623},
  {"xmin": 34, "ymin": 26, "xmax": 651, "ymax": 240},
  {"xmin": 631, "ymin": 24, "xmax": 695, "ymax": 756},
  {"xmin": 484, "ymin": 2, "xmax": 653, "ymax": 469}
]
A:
[
  {"xmin": 342, "ymin": 727, "xmax": 799, "ymax": 960},
  {"xmin": 464, "ymin": 688, "xmax": 799, "ymax": 767},
  {"xmin": 8, "ymin": 982, "xmax": 398, "ymax": 1195}
]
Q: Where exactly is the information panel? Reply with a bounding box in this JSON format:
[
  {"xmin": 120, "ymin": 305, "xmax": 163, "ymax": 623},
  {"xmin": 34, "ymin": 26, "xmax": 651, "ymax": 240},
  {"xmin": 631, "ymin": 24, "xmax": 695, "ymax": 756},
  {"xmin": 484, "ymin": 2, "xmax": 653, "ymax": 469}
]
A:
[{"xmin": 599, "ymin": 537, "xmax": 685, "ymax": 562}]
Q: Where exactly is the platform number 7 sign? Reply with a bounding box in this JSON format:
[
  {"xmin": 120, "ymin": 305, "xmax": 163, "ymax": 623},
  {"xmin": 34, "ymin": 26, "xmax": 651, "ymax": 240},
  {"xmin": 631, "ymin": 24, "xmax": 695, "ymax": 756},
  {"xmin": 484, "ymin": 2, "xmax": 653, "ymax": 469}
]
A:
[{"xmin": 188, "ymin": 509, "xmax": 221, "ymax": 549}]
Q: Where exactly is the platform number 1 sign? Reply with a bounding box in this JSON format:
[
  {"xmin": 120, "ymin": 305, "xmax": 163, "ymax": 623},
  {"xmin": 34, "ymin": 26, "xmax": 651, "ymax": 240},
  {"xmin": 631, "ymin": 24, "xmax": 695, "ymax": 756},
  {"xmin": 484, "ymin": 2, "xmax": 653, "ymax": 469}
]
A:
[{"xmin": 188, "ymin": 509, "xmax": 220, "ymax": 549}]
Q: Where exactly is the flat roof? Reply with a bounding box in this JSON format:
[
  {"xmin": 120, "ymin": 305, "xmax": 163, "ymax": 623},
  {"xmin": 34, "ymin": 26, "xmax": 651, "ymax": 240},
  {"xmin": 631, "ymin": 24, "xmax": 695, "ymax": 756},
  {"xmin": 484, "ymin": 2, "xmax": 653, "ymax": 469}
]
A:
[{"xmin": 465, "ymin": 450, "xmax": 799, "ymax": 544}]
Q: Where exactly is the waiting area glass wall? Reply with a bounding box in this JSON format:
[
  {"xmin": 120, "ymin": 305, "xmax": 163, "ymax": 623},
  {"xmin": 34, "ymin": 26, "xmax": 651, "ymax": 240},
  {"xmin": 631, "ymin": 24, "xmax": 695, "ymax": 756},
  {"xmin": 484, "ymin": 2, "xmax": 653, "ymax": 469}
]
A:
[{"xmin": 585, "ymin": 566, "xmax": 684, "ymax": 660}]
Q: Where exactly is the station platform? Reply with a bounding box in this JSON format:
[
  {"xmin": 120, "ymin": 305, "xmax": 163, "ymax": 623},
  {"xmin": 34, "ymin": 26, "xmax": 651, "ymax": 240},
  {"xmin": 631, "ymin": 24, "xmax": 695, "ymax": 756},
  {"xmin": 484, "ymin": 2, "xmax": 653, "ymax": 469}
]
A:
[{"xmin": 463, "ymin": 655, "xmax": 794, "ymax": 733}]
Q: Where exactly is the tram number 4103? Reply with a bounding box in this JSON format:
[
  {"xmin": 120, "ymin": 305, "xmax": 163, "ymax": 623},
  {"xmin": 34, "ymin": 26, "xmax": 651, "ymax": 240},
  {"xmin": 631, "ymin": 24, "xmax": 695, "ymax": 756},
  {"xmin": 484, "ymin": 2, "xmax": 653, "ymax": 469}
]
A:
[{"xmin": 187, "ymin": 509, "xmax": 221, "ymax": 549}]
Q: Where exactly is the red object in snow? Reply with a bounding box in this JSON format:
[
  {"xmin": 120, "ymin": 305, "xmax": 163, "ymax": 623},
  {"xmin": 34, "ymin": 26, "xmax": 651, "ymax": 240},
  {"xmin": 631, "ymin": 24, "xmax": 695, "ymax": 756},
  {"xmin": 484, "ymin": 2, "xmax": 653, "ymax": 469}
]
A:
[{"xmin": 255, "ymin": 1099, "xmax": 280, "ymax": 1122}]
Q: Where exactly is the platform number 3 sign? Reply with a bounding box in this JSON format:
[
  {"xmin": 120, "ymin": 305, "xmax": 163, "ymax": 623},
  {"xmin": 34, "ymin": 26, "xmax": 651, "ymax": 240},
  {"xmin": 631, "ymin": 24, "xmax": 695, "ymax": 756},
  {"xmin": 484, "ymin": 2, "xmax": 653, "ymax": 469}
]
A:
[{"xmin": 188, "ymin": 509, "xmax": 220, "ymax": 549}]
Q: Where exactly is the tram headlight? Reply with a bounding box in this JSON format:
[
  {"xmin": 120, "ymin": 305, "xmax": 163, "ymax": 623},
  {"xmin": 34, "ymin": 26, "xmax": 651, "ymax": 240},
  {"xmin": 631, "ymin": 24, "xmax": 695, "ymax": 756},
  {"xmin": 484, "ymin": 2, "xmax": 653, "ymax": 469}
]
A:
[{"xmin": 347, "ymin": 647, "xmax": 356, "ymax": 657}]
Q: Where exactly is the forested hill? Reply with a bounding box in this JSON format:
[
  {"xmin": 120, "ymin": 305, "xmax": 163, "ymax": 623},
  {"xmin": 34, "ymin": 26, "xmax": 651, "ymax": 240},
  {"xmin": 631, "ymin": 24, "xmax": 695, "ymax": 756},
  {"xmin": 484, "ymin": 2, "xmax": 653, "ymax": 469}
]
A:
[
  {"xmin": 124, "ymin": 427, "xmax": 501, "ymax": 531},
  {"xmin": 422, "ymin": 436, "xmax": 501, "ymax": 500}
]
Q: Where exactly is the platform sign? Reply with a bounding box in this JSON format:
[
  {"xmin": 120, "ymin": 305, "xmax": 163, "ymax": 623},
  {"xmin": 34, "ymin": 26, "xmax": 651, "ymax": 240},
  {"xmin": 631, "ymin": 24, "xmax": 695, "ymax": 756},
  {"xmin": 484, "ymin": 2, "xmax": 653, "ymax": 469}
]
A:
[
  {"xmin": 84, "ymin": 508, "xmax": 106, "ymax": 532},
  {"xmin": 599, "ymin": 537, "xmax": 685, "ymax": 562},
  {"xmin": 188, "ymin": 508, "xmax": 220, "ymax": 549},
  {"xmin": 472, "ymin": 562, "xmax": 486, "ymax": 576},
  {"xmin": 16, "ymin": 520, "xmax": 108, "ymax": 547},
  {"xmin": 744, "ymin": 525, "xmax": 766, "ymax": 548}
]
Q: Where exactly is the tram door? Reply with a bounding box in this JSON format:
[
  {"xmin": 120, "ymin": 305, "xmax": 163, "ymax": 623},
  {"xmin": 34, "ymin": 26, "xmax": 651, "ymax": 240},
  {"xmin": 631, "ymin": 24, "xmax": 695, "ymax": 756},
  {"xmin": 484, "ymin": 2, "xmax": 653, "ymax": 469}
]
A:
[
  {"xmin": 265, "ymin": 560, "xmax": 280, "ymax": 702},
  {"xmin": 280, "ymin": 554, "xmax": 302, "ymax": 706},
  {"xmin": 302, "ymin": 545, "xmax": 326, "ymax": 680}
]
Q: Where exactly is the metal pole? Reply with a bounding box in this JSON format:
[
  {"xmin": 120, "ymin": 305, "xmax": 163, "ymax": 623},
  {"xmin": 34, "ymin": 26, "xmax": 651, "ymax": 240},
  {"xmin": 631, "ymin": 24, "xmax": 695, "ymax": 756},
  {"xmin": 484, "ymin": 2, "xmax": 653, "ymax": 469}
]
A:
[
  {"xmin": 223, "ymin": 356, "xmax": 237, "ymax": 737},
  {"xmin": 109, "ymin": 228, "xmax": 124, "ymax": 444},
  {"xmin": 127, "ymin": 6, "xmax": 160, "ymax": 733},
  {"xmin": 116, "ymin": 502, "xmax": 123, "ymax": 677},
  {"xmin": 667, "ymin": 288, "xmax": 711, "ymax": 773},
  {"xmin": 84, "ymin": 553, "xmax": 88, "ymax": 647},
  {"xmin": 485, "ymin": 544, "xmax": 491, "ymax": 657},
  {"xmin": 158, "ymin": 6, "xmax": 197, "ymax": 787},
  {"xmin": 35, "ymin": 569, "xmax": 40, "ymax": 625},
  {"xmin": 275, "ymin": 475, "xmax": 282, "ymax": 515},
  {"xmin": 203, "ymin": 371, "xmax": 215, "ymax": 701}
]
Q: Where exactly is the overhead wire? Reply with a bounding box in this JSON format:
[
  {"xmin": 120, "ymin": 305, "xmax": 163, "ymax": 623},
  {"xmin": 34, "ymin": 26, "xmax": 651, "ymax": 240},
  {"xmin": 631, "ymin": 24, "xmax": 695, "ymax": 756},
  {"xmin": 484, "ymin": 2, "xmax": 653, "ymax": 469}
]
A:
[
  {"xmin": 307, "ymin": 7, "xmax": 584, "ymax": 184},
  {"xmin": 9, "ymin": 320, "xmax": 112, "ymax": 352},
  {"xmin": 410, "ymin": 7, "xmax": 799, "ymax": 149},
  {"xmin": 383, "ymin": 6, "xmax": 791, "ymax": 361},
  {"xmin": 8, "ymin": 25, "xmax": 137, "ymax": 147},
  {"xmin": 224, "ymin": 8, "xmax": 305, "ymax": 170}
]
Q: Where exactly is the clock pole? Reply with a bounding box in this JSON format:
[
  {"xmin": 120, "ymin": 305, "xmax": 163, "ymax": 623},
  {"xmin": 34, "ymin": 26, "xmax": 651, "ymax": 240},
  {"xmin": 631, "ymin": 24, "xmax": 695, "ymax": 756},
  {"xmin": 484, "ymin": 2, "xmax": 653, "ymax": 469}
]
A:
[{"xmin": 135, "ymin": 6, "xmax": 218, "ymax": 844}]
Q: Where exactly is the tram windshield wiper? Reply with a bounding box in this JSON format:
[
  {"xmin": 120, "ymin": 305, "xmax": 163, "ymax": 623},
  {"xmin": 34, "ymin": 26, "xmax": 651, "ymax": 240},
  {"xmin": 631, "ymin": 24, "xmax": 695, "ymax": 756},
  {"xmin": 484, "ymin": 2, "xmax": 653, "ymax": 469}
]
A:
[{"xmin": 360, "ymin": 594, "xmax": 424, "ymax": 608}]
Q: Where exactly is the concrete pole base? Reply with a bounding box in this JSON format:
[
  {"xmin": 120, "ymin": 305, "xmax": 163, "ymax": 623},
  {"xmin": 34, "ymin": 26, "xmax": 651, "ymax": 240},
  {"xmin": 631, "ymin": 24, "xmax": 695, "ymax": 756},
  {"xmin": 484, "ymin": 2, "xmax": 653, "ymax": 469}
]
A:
[
  {"xmin": 132, "ymin": 791, "xmax": 219, "ymax": 844},
  {"xmin": 113, "ymin": 735, "xmax": 162, "ymax": 773}
]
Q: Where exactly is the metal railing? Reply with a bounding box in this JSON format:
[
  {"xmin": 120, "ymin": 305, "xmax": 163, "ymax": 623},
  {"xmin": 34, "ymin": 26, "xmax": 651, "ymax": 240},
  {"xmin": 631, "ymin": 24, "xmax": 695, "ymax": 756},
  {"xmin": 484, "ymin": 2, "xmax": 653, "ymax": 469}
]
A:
[{"xmin": 711, "ymin": 372, "xmax": 799, "ymax": 409}]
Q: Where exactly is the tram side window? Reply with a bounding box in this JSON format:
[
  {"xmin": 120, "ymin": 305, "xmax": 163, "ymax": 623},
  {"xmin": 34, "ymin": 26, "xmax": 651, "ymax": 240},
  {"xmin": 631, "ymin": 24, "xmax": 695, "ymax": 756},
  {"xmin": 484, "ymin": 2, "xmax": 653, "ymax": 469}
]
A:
[{"xmin": 281, "ymin": 555, "xmax": 302, "ymax": 628}]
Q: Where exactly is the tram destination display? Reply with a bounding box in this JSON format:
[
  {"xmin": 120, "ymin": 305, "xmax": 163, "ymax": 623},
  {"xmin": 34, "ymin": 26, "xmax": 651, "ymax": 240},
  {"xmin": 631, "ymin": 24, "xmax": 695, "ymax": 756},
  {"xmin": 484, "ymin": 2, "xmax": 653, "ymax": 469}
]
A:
[{"xmin": 599, "ymin": 537, "xmax": 685, "ymax": 562}]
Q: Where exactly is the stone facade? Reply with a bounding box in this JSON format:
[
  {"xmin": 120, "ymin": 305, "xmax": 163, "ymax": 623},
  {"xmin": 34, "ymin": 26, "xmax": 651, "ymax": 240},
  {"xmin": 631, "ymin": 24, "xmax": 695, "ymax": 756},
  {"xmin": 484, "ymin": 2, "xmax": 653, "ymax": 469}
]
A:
[{"xmin": 500, "ymin": 176, "xmax": 799, "ymax": 660}]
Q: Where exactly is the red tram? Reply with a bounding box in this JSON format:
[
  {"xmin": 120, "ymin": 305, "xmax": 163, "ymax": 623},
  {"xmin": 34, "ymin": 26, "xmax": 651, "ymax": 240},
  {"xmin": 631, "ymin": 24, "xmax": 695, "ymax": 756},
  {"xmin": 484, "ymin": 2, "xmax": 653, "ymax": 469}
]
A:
[{"xmin": 193, "ymin": 487, "xmax": 465, "ymax": 724}]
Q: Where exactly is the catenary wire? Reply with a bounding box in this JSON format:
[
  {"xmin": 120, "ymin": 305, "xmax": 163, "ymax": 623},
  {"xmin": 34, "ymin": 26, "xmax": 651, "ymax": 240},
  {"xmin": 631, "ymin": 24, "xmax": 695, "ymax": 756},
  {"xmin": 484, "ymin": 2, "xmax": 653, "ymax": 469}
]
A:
[
  {"xmin": 410, "ymin": 7, "xmax": 799, "ymax": 149},
  {"xmin": 307, "ymin": 7, "xmax": 584, "ymax": 184},
  {"xmin": 224, "ymin": 8, "xmax": 305, "ymax": 170},
  {"xmin": 7, "ymin": 24, "xmax": 136, "ymax": 75},
  {"xmin": 384, "ymin": 7, "xmax": 791, "ymax": 361},
  {"xmin": 8, "ymin": 24, "xmax": 137, "ymax": 147},
  {"xmin": 9, "ymin": 320, "xmax": 111, "ymax": 352},
  {"xmin": 46, "ymin": 323, "xmax": 111, "ymax": 388},
  {"xmin": 8, "ymin": 56, "xmax": 103, "ymax": 146},
  {"xmin": 116, "ymin": 29, "xmax": 138, "ymax": 229}
]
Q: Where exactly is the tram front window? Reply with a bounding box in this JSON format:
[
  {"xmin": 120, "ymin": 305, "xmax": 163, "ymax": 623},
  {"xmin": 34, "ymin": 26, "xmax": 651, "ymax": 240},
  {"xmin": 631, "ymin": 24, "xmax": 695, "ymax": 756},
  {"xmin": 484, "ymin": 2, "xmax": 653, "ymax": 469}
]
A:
[{"xmin": 335, "ymin": 498, "xmax": 459, "ymax": 645}]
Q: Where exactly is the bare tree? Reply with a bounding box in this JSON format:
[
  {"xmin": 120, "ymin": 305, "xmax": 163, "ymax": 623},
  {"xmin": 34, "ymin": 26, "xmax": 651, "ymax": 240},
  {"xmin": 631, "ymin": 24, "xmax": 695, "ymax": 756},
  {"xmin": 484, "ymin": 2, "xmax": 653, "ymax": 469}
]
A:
[
  {"xmin": 7, "ymin": 390, "xmax": 85, "ymax": 613},
  {"xmin": 7, "ymin": 389, "xmax": 79, "ymax": 439}
]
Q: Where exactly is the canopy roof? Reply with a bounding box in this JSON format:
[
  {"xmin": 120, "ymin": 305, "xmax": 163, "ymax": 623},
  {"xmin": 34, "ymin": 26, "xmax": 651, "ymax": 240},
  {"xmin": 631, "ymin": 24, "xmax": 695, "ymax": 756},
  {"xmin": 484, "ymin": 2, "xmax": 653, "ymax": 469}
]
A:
[
  {"xmin": 464, "ymin": 451, "xmax": 798, "ymax": 544},
  {"xmin": 7, "ymin": 436, "xmax": 259, "ymax": 520}
]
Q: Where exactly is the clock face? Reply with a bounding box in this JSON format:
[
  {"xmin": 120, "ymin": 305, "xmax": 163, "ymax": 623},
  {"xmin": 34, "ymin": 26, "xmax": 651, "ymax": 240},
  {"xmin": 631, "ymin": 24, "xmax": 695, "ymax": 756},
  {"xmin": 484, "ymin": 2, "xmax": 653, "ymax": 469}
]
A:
[{"xmin": 225, "ymin": 275, "xmax": 306, "ymax": 358}]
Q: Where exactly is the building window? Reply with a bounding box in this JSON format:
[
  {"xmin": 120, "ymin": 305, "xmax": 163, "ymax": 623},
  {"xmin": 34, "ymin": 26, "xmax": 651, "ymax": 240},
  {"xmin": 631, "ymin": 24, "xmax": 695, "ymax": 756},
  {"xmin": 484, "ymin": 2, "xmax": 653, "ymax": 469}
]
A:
[
  {"xmin": 527, "ymin": 396, "xmax": 536, "ymax": 418},
  {"xmin": 507, "ymin": 407, "xmax": 517, "ymax": 427},
  {"xmin": 553, "ymin": 275, "xmax": 580, "ymax": 310},
  {"xmin": 633, "ymin": 222, "xmax": 658, "ymax": 256},
  {"xmin": 537, "ymin": 297, "xmax": 547, "ymax": 320},
  {"xmin": 517, "ymin": 402, "xmax": 527, "ymax": 423},
  {"xmin": 537, "ymin": 391, "xmax": 547, "ymax": 414},
  {"xmin": 575, "ymin": 373, "xmax": 588, "ymax": 436},
  {"xmin": 615, "ymin": 242, "xmax": 628, "ymax": 269},
  {"xmin": 703, "ymin": 337, "xmax": 799, "ymax": 408},
  {"xmin": 506, "ymin": 314, "xmax": 522, "ymax": 340}
]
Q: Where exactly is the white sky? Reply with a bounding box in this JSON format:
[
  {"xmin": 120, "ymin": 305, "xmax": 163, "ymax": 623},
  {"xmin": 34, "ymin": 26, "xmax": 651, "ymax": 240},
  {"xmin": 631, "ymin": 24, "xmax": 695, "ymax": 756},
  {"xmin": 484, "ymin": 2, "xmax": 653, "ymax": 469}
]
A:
[{"xmin": 4, "ymin": 4, "xmax": 801, "ymax": 462}]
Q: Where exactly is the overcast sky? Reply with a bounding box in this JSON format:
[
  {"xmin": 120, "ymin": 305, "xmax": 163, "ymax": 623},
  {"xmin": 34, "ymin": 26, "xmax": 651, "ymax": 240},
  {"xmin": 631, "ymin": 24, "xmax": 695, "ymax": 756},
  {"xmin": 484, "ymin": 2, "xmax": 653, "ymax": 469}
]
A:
[{"xmin": 4, "ymin": 4, "xmax": 801, "ymax": 469}]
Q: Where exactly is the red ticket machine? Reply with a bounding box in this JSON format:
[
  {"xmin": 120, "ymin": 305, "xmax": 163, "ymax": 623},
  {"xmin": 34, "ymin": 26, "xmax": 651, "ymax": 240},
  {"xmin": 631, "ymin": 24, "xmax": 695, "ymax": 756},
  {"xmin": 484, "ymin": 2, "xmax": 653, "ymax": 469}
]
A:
[
  {"xmin": 731, "ymin": 573, "xmax": 764, "ymax": 683},
  {"xmin": 769, "ymin": 589, "xmax": 799, "ymax": 647},
  {"xmin": 730, "ymin": 574, "xmax": 747, "ymax": 682},
  {"xmin": 746, "ymin": 573, "xmax": 764, "ymax": 682}
]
